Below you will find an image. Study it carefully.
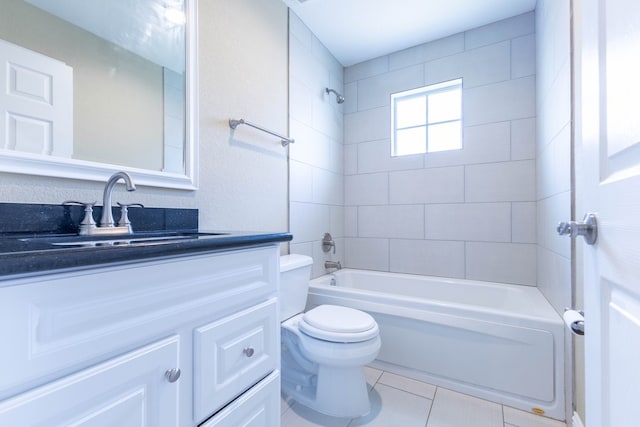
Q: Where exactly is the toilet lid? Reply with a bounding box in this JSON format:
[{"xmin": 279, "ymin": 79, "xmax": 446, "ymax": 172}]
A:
[{"xmin": 299, "ymin": 305, "xmax": 379, "ymax": 343}]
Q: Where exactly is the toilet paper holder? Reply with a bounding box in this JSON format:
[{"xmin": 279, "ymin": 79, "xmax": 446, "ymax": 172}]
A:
[{"xmin": 564, "ymin": 308, "xmax": 585, "ymax": 336}]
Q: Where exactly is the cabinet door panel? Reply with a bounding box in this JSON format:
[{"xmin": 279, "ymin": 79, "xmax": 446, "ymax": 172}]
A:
[
  {"xmin": 0, "ymin": 246, "xmax": 278, "ymax": 398},
  {"xmin": 200, "ymin": 371, "xmax": 280, "ymax": 427},
  {"xmin": 0, "ymin": 336, "xmax": 179, "ymax": 427},
  {"xmin": 194, "ymin": 299, "xmax": 278, "ymax": 422}
]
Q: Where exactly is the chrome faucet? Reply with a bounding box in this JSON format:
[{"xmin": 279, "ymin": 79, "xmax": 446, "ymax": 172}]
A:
[
  {"xmin": 324, "ymin": 260, "xmax": 342, "ymax": 271},
  {"xmin": 100, "ymin": 171, "xmax": 136, "ymax": 228}
]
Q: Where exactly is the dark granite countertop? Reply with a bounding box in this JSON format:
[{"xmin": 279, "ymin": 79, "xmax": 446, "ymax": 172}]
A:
[
  {"xmin": 0, "ymin": 203, "xmax": 291, "ymax": 281},
  {"xmin": 0, "ymin": 230, "xmax": 292, "ymax": 280}
]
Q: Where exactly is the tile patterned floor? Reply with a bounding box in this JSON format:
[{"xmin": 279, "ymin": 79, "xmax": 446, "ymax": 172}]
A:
[{"xmin": 280, "ymin": 367, "xmax": 568, "ymax": 427}]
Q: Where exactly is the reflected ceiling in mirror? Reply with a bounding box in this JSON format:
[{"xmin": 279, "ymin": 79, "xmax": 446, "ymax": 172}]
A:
[
  {"xmin": 25, "ymin": 0, "xmax": 186, "ymax": 73},
  {"xmin": 0, "ymin": 0, "xmax": 198, "ymax": 189}
]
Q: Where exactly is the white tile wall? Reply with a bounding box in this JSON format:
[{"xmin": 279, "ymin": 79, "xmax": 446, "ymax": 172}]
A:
[
  {"xmin": 389, "ymin": 167, "xmax": 464, "ymax": 204},
  {"xmin": 389, "ymin": 239, "xmax": 465, "ymax": 278},
  {"xmin": 358, "ymin": 140, "xmax": 424, "ymax": 174},
  {"xmin": 290, "ymin": 120, "xmax": 333, "ymax": 169},
  {"xmin": 465, "ymin": 12, "xmax": 535, "ymax": 50},
  {"xmin": 312, "ymin": 167, "xmax": 343, "ymax": 205},
  {"xmin": 344, "ymin": 144, "xmax": 358, "ymax": 175},
  {"xmin": 465, "ymin": 160, "xmax": 536, "ymax": 202},
  {"xmin": 536, "ymin": 245, "xmax": 571, "ymax": 314},
  {"xmin": 511, "ymin": 118, "xmax": 537, "ymax": 160},
  {"xmin": 511, "ymin": 34, "xmax": 537, "ymax": 78},
  {"xmin": 358, "ymin": 64, "xmax": 425, "ymax": 110},
  {"xmin": 425, "ymin": 203, "xmax": 512, "ymax": 242},
  {"xmin": 426, "ymin": 122, "xmax": 511, "ymax": 167},
  {"xmin": 345, "ymin": 173, "xmax": 389, "ymax": 206},
  {"xmin": 343, "ymin": 82, "xmax": 358, "ymax": 114},
  {"xmin": 290, "ymin": 160, "xmax": 313, "ymax": 202},
  {"xmin": 288, "ymin": 11, "xmax": 345, "ymax": 278},
  {"xmin": 537, "ymin": 192, "xmax": 571, "ymax": 259},
  {"xmin": 344, "ymin": 107, "xmax": 391, "ymax": 144},
  {"xmin": 466, "ymin": 242, "xmax": 537, "ymax": 286},
  {"xmin": 342, "ymin": 13, "xmax": 538, "ymax": 286},
  {"xmin": 290, "ymin": 202, "xmax": 331, "ymax": 242},
  {"xmin": 536, "ymin": 1, "xmax": 574, "ymax": 420},
  {"xmin": 512, "ymin": 202, "xmax": 537, "ymax": 244},
  {"xmin": 425, "ymin": 41, "xmax": 511, "ymax": 88},
  {"xmin": 344, "ymin": 56, "xmax": 389, "ymax": 83},
  {"xmin": 537, "ymin": 124, "xmax": 571, "ymax": 200},
  {"xmin": 358, "ymin": 205, "xmax": 425, "ymax": 239},
  {"xmin": 344, "ymin": 238, "xmax": 390, "ymax": 271},
  {"xmin": 344, "ymin": 206, "xmax": 358, "ymax": 237},
  {"xmin": 389, "ymin": 34, "xmax": 465, "ymax": 71},
  {"xmin": 464, "ymin": 76, "xmax": 536, "ymax": 126}
]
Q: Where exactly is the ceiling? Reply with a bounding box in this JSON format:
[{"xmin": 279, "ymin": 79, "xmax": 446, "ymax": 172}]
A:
[{"xmin": 282, "ymin": 0, "xmax": 537, "ymax": 67}]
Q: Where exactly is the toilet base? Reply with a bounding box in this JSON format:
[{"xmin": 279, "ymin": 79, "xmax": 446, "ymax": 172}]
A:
[{"xmin": 282, "ymin": 364, "xmax": 372, "ymax": 418}]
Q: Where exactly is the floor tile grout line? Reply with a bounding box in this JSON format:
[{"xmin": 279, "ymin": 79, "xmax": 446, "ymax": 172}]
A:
[
  {"xmin": 375, "ymin": 382, "xmax": 436, "ymax": 401},
  {"xmin": 423, "ymin": 385, "xmax": 440, "ymax": 427}
]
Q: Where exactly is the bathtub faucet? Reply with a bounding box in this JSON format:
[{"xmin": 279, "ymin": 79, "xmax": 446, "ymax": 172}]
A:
[{"xmin": 324, "ymin": 260, "xmax": 342, "ymax": 271}]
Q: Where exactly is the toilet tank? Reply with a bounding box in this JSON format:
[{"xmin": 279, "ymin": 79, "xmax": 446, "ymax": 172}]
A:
[{"xmin": 279, "ymin": 254, "xmax": 313, "ymax": 321}]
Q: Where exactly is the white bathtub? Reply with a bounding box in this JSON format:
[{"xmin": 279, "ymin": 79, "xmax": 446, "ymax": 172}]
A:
[{"xmin": 307, "ymin": 269, "xmax": 565, "ymax": 420}]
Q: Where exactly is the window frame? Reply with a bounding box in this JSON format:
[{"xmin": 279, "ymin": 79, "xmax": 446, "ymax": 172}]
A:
[{"xmin": 390, "ymin": 78, "xmax": 463, "ymax": 156}]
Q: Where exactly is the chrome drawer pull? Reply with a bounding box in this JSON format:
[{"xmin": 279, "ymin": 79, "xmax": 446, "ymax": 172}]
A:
[
  {"xmin": 243, "ymin": 347, "xmax": 255, "ymax": 357},
  {"xmin": 165, "ymin": 368, "xmax": 181, "ymax": 383}
]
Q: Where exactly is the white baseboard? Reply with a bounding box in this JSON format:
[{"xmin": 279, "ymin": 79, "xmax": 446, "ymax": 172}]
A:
[{"xmin": 572, "ymin": 411, "xmax": 585, "ymax": 427}]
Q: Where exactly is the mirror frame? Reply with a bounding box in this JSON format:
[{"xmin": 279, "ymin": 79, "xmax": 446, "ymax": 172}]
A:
[{"xmin": 0, "ymin": 0, "xmax": 198, "ymax": 190}]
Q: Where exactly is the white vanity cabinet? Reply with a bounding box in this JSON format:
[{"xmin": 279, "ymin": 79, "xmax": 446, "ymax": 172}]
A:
[{"xmin": 0, "ymin": 244, "xmax": 281, "ymax": 426}]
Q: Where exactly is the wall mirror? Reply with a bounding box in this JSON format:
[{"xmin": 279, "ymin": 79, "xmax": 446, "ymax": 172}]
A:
[{"xmin": 0, "ymin": 0, "xmax": 198, "ymax": 189}]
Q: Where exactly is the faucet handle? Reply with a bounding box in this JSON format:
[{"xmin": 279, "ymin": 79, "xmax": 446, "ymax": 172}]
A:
[
  {"xmin": 322, "ymin": 233, "xmax": 336, "ymax": 254},
  {"xmin": 116, "ymin": 202, "xmax": 144, "ymax": 232},
  {"xmin": 63, "ymin": 201, "xmax": 97, "ymax": 235}
]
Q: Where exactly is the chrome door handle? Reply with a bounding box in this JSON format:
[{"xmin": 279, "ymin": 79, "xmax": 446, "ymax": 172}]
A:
[{"xmin": 557, "ymin": 213, "xmax": 598, "ymax": 245}]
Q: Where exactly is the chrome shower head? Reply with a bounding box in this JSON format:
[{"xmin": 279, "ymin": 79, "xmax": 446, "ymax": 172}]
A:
[{"xmin": 325, "ymin": 88, "xmax": 345, "ymax": 104}]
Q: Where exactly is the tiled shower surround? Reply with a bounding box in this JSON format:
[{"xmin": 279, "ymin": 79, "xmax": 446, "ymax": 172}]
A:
[
  {"xmin": 289, "ymin": 12, "xmax": 538, "ymax": 285},
  {"xmin": 344, "ymin": 13, "xmax": 537, "ymax": 286}
]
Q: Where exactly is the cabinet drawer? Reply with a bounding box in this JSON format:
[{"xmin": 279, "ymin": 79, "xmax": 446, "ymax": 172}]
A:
[
  {"xmin": 0, "ymin": 336, "xmax": 179, "ymax": 427},
  {"xmin": 199, "ymin": 370, "xmax": 280, "ymax": 427},
  {"xmin": 194, "ymin": 298, "xmax": 279, "ymax": 422}
]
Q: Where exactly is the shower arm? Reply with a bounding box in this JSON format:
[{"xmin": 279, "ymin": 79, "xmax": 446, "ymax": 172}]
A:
[{"xmin": 325, "ymin": 88, "xmax": 345, "ymax": 104}]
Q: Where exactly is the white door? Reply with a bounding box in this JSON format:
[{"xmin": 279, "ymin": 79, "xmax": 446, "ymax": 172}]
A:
[
  {"xmin": 0, "ymin": 38, "xmax": 73, "ymax": 157},
  {"xmin": 576, "ymin": 0, "xmax": 640, "ymax": 426}
]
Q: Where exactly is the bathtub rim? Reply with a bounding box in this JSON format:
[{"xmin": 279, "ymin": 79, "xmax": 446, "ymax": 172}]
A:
[{"xmin": 309, "ymin": 268, "xmax": 563, "ymax": 327}]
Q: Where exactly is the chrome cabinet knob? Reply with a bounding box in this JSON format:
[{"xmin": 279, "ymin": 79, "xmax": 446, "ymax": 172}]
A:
[
  {"xmin": 165, "ymin": 368, "xmax": 181, "ymax": 383},
  {"xmin": 557, "ymin": 213, "xmax": 598, "ymax": 245},
  {"xmin": 243, "ymin": 347, "xmax": 255, "ymax": 357}
]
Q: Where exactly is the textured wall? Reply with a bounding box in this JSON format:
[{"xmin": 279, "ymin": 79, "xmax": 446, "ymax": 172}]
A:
[{"xmin": 343, "ymin": 13, "xmax": 537, "ymax": 286}]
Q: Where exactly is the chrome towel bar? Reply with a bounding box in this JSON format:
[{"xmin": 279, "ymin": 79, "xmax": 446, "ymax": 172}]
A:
[{"xmin": 229, "ymin": 118, "xmax": 295, "ymax": 147}]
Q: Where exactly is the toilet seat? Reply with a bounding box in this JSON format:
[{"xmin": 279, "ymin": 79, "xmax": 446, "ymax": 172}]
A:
[{"xmin": 299, "ymin": 305, "xmax": 379, "ymax": 343}]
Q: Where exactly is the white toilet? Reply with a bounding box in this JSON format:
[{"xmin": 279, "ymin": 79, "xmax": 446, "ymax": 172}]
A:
[{"xmin": 279, "ymin": 254, "xmax": 381, "ymax": 418}]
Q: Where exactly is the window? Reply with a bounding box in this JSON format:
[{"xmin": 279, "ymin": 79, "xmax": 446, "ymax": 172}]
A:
[{"xmin": 391, "ymin": 78, "xmax": 462, "ymax": 156}]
